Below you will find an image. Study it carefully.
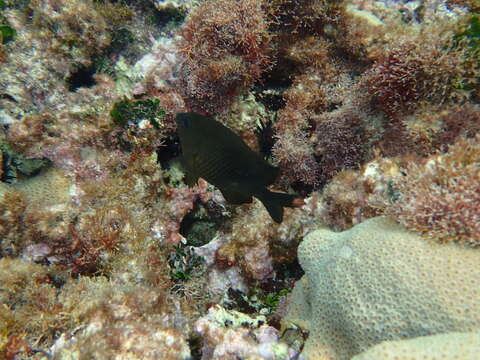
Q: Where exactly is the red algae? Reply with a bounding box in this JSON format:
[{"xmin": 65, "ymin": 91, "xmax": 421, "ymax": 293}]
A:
[
  {"xmin": 386, "ymin": 135, "xmax": 480, "ymax": 246},
  {"xmin": 178, "ymin": 0, "xmax": 273, "ymax": 114}
]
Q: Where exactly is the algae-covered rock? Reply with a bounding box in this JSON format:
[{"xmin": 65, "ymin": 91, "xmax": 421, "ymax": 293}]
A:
[
  {"xmin": 196, "ymin": 304, "xmax": 302, "ymax": 360},
  {"xmin": 0, "ymin": 133, "xmax": 49, "ymax": 183},
  {"xmin": 50, "ymin": 277, "xmax": 192, "ymax": 360},
  {"xmin": 284, "ymin": 217, "xmax": 480, "ymax": 360}
]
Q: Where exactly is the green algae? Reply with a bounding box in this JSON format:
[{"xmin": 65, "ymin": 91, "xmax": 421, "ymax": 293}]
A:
[
  {"xmin": 0, "ymin": 1, "xmax": 15, "ymax": 44},
  {"xmin": 263, "ymin": 289, "xmax": 290, "ymax": 311},
  {"xmin": 110, "ymin": 98, "xmax": 165, "ymax": 129},
  {"xmin": 148, "ymin": 6, "xmax": 186, "ymax": 31},
  {"xmin": 168, "ymin": 243, "xmax": 205, "ymax": 282},
  {"xmin": 453, "ymin": 14, "xmax": 480, "ymax": 91},
  {"xmin": 0, "ymin": 25, "xmax": 15, "ymax": 43},
  {"xmin": 460, "ymin": 14, "xmax": 480, "ymax": 51}
]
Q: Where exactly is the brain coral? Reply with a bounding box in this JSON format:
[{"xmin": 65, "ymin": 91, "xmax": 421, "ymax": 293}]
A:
[
  {"xmin": 352, "ymin": 330, "xmax": 480, "ymax": 360},
  {"xmin": 283, "ymin": 217, "xmax": 480, "ymax": 360}
]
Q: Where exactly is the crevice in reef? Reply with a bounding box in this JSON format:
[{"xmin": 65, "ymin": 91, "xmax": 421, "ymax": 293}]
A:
[
  {"xmin": 290, "ymin": 180, "xmax": 315, "ymax": 198},
  {"xmin": 255, "ymin": 118, "xmax": 276, "ymax": 158},
  {"xmin": 252, "ymin": 88, "xmax": 286, "ymax": 112},
  {"xmin": 157, "ymin": 133, "xmax": 181, "ymax": 171},
  {"xmin": 66, "ymin": 64, "xmax": 97, "ymax": 91},
  {"xmin": 187, "ymin": 333, "xmax": 203, "ymax": 360},
  {"xmin": 259, "ymin": 58, "xmax": 295, "ymax": 90},
  {"xmin": 179, "ymin": 202, "xmax": 222, "ymax": 248}
]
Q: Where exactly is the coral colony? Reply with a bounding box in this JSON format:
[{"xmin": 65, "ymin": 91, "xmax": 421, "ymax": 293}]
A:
[{"xmin": 0, "ymin": 0, "xmax": 479, "ymax": 359}]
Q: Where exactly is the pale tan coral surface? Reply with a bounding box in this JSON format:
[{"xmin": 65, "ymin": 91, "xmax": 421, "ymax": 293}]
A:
[
  {"xmin": 352, "ymin": 330, "xmax": 480, "ymax": 360},
  {"xmin": 284, "ymin": 217, "xmax": 480, "ymax": 360}
]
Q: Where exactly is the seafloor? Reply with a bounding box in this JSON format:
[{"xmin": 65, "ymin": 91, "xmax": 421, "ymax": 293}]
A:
[{"xmin": 0, "ymin": 0, "xmax": 479, "ymax": 359}]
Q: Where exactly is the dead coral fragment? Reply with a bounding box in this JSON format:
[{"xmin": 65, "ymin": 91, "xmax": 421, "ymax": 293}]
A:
[
  {"xmin": 317, "ymin": 156, "xmax": 403, "ymax": 232},
  {"xmin": 387, "ymin": 135, "xmax": 480, "ymax": 245},
  {"xmin": 272, "ymin": 0, "xmax": 346, "ymax": 36},
  {"xmin": 272, "ymin": 71, "xmax": 369, "ymax": 189},
  {"xmin": 272, "ymin": 129, "xmax": 320, "ymax": 189},
  {"xmin": 6, "ymin": 75, "xmax": 121, "ymax": 180},
  {"xmin": 271, "ymin": 73, "xmax": 326, "ymax": 188},
  {"xmin": 0, "ymin": 189, "xmax": 27, "ymax": 256}
]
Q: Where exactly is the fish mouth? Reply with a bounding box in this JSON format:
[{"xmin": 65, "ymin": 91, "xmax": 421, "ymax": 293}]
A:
[{"xmin": 175, "ymin": 112, "xmax": 193, "ymax": 129}]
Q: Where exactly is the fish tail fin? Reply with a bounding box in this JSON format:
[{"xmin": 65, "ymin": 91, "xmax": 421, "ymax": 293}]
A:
[{"xmin": 258, "ymin": 190, "xmax": 298, "ymax": 223}]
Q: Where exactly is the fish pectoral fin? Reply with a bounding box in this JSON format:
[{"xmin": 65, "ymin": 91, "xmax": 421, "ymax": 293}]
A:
[
  {"xmin": 178, "ymin": 154, "xmax": 199, "ymax": 186},
  {"xmin": 221, "ymin": 187, "xmax": 252, "ymax": 205}
]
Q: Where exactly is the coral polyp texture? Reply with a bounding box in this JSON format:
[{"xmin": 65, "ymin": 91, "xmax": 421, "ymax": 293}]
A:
[
  {"xmin": 352, "ymin": 330, "xmax": 480, "ymax": 360},
  {"xmin": 284, "ymin": 217, "xmax": 480, "ymax": 360}
]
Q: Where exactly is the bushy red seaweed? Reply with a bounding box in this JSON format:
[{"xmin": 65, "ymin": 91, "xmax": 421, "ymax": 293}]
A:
[{"xmin": 178, "ymin": 0, "xmax": 274, "ymax": 114}]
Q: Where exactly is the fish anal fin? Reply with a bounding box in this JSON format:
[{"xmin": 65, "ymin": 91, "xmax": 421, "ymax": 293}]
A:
[
  {"xmin": 178, "ymin": 154, "xmax": 199, "ymax": 186},
  {"xmin": 257, "ymin": 190, "xmax": 297, "ymax": 223}
]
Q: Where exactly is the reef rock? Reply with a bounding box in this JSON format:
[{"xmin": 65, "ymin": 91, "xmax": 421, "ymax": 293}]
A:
[
  {"xmin": 196, "ymin": 305, "xmax": 302, "ymax": 360},
  {"xmin": 284, "ymin": 217, "xmax": 480, "ymax": 360}
]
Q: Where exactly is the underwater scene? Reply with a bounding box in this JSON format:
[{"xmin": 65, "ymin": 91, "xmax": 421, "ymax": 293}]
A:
[{"xmin": 0, "ymin": 0, "xmax": 479, "ymax": 359}]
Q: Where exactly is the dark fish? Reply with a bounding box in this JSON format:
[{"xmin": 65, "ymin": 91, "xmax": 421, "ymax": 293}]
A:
[{"xmin": 176, "ymin": 112, "xmax": 299, "ymax": 223}]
